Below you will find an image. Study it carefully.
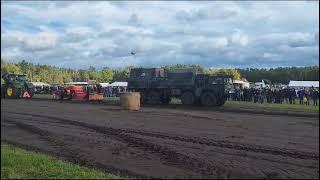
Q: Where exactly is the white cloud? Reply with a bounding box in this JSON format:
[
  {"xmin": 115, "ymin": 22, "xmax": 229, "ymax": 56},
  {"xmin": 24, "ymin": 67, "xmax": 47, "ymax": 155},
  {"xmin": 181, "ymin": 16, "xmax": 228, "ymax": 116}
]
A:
[
  {"xmin": 1, "ymin": 1, "xmax": 318, "ymax": 68},
  {"xmin": 230, "ymin": 31, "xmax": 249, "ymax": 47},
  {"xmin": 24, "ymin": 32, "xmax": 58, "ymax": 51},
  {"xmin": 256, "ymin": 32, "xmax": 315, "ymax": 48}
]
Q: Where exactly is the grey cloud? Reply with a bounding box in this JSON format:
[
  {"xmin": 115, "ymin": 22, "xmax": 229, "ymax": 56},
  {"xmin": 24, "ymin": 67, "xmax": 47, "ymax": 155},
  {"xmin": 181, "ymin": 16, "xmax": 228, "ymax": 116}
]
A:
[
  {"xmin": 1, "ymin": 1, "xmax": 318, "ymax": 69},
  {"xmin": 64, "ymin": 27, "xmax": 94, "ymax": 43},
  {"xmin": 128, "ymin": 14, "xmax": 138, "ymax": 25},
  {"xmin": 108, "ymin": 1, "xmax": 127, "ymax": 8},
  {"xmin": 51, "ymin": 2, "xmax": 74, "ymax": 8},
  {"xmin": 175, "ymin": 6, "xmax": 239, "ymax": 23},
  {"xmin": 255, "ymin": 32, "xmax": 316, "ymax": 48}
]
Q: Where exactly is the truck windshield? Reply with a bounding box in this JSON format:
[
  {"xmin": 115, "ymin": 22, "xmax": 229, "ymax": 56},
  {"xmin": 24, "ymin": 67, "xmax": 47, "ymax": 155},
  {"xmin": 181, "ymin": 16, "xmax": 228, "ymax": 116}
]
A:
[
  {"xmin": 224, "ymin": 78, "xmax": 233, "ymax": 84},
  {"xmin": 209, "ymin": 77, "xmax": 224, "ymax": 84}
]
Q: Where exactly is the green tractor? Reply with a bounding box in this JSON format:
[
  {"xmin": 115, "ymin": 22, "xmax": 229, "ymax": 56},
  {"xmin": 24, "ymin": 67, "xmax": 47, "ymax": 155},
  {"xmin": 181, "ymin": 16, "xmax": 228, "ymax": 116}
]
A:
[{"xmin": 1, "ymin": 73, "xmax": 34, "ymax": 99}]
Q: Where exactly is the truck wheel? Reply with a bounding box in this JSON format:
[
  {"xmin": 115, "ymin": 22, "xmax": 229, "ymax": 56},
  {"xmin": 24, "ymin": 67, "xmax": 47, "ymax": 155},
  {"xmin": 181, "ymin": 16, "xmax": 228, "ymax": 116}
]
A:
[
  {"xmin": 161, "ymin": 96, "xmax": 171, "ymax": 104},
  {"xmin": 201, "ymin": 92, "xmax": 216, "ymax": 106},
  {"xmin": 181, "ymin": 91, "xmax": 195, "ymax": 105},
  {"xmin": 147, "ymin": 91, "xmax": 160, "ymax": 105},
  {"xmin": 216, "ymin": 96, "xmax": 226, "ymax": 106},
  {"xmin": 6, "ymin": 85, "xmax": 19, "ymax": 99},
  {"xmin": 140, "ymin": 92, "xmax": 147, "ymax": 104}
]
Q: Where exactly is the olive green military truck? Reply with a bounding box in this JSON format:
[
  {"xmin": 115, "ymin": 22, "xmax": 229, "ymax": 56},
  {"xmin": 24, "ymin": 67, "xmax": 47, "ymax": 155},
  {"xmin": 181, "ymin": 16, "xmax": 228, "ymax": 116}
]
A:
[{"xmin": 127, "ymin": 68, "xmax": 233, "ymax": 106}]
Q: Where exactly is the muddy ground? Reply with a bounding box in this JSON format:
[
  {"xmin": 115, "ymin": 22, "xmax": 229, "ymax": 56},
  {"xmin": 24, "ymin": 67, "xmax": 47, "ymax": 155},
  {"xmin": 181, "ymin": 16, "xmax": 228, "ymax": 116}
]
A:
[{"xmin": 1, "ymin": 99, "xmax": 319, "ymax": 179}]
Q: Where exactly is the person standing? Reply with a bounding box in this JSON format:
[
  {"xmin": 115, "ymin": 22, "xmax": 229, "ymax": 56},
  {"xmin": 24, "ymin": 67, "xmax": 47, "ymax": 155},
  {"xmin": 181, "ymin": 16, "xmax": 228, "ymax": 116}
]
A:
[
  {"xmin": 312, "ymin": 87, "xmax": 319, "ymax": 106},
  {"xmin": 304, "ymin": 89, "xmax": 310, "ymax": 106},
  {"xmin": 298, "ymin": 89, "xmax": 304, "ymax": 105}
]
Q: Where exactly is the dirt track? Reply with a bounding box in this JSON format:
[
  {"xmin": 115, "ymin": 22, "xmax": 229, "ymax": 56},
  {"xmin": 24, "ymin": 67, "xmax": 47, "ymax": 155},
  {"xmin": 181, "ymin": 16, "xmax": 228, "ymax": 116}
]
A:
[{"xmin": 1, "ymin": 99, "xmax": 319, "ymax": 179}]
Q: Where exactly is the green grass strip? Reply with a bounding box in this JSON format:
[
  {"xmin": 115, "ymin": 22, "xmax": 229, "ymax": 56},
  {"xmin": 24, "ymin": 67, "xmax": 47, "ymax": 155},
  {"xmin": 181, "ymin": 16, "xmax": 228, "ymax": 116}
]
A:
[{"xmin": 1, "ymin": 144, "xmax": 120, "ymax": 179}]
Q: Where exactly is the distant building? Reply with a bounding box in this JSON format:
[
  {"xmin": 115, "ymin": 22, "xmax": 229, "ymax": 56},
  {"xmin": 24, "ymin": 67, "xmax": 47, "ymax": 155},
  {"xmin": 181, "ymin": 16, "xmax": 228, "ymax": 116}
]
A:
[{"xmin": 288, "ymin": 81, "xmax": 319, "ymax": 89}]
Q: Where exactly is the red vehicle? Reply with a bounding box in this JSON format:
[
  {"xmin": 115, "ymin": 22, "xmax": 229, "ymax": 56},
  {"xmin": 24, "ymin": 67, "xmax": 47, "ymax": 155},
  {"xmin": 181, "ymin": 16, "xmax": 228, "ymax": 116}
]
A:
[
  {"xmin": 63, "ymin": 85, "xmax": 88, "ymax": 100},
  {"xmin": 58, "ymin": 83, "xmax": 103, "ymax": 101}
]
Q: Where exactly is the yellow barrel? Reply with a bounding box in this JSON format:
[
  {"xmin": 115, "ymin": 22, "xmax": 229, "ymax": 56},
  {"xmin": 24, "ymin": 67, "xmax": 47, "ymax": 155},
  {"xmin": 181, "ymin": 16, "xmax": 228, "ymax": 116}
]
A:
[{"xmin": 120, "ymin": 92, "xmax": 140, "ymax": 111}]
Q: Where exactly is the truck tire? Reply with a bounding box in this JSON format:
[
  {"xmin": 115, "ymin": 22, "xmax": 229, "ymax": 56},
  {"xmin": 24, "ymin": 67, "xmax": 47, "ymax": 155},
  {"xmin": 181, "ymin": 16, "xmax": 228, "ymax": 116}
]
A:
[
  {"xmin": 201, "ymin": 92, "xmax": 216, "ymax": 106},
  {"xmin": 6, "ymin": 85, "xmax": 19, "ymax": 99},
  {"xmin": 161, "ymin": 96, "xmax": 171, "ymax": 104},
  {"xmin": 181, "ymin": 91, "xmax": 195, "ymax": 105},
  {"xmin": 216, "ymin": 96, "xmax": 226, "ymax": 106},
  {"xmin": 147, "ymin": 90, "xmax": 160, "ymax": 105},
  {"xmin": 140, "ymin": 91, "xmax": 147, "ymax": 104}
]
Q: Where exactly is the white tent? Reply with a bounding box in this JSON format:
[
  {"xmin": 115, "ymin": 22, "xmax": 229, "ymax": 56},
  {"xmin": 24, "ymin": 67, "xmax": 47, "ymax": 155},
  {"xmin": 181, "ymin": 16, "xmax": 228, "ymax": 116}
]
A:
[
  {"xmin": 288, "ymin": 81, "xmax": 319, "ymax": 88},
  {"xmin": 99, "ymin": 83, "xmax": 110, "ymax": 87},
  {"xmin": 233, "ymin": 80, "xmax": 250, "ymax": 88},
  {"xmin": 109, "ymin": 82, "xmax": 128, "ymax": 87},
  {"xmin": 65, "ymin": 82, "xmax": 88, "ymax": 85},
  {"xmin": 254, "ymin": 81, "xmax": 266, "ymax": 88},
  {"xmin": 31, "ymin": 82, "xmax": 50, "ymax": 87}
]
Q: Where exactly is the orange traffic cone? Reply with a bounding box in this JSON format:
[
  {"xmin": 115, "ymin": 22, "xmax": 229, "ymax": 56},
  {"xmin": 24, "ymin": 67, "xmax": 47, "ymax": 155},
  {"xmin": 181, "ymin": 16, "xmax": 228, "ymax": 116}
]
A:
[{"xmin": 22, "ymin": 91, "xmax": 31, "ymax": 98}]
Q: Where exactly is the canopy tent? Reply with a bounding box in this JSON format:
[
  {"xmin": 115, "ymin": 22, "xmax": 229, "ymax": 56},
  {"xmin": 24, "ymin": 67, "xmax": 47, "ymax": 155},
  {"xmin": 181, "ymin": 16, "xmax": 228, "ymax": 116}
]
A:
[
  {"xmin": 233, "ymin": 80, "xmax": 250, "ymax": 88},
  {"xmin": 288, "ymin": 81, "xmax": 319, "ymax": 88},
  {"xmin": 108, "ymin": 82, "xmax": 128, "ymax": 87},
  {"xmin": 31, "ymin": 82, "xmax": 51, "ymax": 87},
  {"xmin": 65, "ymin": 82, "xmax": 88, "ymax": 85},
  {"xmin": 99, "ymin": 83, "xmax": 110, "ymax": 87}
]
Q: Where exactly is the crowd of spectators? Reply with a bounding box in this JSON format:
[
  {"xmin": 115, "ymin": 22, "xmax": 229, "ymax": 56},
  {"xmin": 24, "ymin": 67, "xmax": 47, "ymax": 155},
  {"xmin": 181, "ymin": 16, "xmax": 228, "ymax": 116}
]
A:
[
  {"xmin": 103, "ymin": 86, "xmax": 127, "ymax": 97},
  {"xmin": 226, "ymin": 86, "xmax": 319, "ymax": 106}
]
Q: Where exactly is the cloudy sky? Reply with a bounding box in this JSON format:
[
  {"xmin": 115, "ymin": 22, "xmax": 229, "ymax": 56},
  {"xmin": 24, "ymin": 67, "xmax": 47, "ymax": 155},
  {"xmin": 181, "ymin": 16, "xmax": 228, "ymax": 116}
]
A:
[{"xmin": 1, "ymin": 1, "xmax": 319, "ymax": 69}]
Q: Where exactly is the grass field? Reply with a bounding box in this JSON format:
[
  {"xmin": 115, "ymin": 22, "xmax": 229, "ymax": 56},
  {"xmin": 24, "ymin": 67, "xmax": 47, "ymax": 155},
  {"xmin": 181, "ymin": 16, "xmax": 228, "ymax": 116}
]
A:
[
  {"xmin": 224, "ymin": 100, "xmax": 319, "ymax": 112},
  {"xmin": 1, "ymin": 144, "xmax": 120, "ymax": 179}
]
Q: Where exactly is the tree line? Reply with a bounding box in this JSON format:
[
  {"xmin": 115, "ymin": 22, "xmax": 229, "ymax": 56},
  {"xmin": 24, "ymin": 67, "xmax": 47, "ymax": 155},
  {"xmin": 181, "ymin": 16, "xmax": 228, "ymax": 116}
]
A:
[{"xmin": 1, "ymin": 60, "xmax": 319, "ymax": 84}]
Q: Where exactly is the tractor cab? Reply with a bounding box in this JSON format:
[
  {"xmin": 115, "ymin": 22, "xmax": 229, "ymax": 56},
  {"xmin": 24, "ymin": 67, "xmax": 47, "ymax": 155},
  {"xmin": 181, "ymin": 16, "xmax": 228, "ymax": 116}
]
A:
[{"xmin": 16, "ymin": 75, "xmax": 29, "ymax": 82}]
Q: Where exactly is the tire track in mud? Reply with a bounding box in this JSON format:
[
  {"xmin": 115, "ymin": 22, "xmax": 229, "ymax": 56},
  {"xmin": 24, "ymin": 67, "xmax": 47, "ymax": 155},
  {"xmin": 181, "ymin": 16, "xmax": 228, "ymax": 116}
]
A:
[
  {"xmin": 4, "ymin": 115, "xmax": 317, "ymax": 172},
  {"xmin": 1, "ymin": 120, "xmax": 155, "ymax": 179},
  {"xmin": 2, "ymin": 118, "xmax": 238, "ymax": 178},
  {"xmin": 4, "ymin": 111, "xmax": 319, "ymax": 161}
]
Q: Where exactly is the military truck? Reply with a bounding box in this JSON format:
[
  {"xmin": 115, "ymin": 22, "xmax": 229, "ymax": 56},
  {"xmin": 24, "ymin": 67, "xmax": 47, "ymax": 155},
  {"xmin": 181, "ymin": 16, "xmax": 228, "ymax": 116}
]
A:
[
  {"xmin": 1, "ymin": 73, "xmax": 34, "ymax": 98},
  {"xmin": 127, "ymin": 68, "xmax": 233, "ymax": 106}
]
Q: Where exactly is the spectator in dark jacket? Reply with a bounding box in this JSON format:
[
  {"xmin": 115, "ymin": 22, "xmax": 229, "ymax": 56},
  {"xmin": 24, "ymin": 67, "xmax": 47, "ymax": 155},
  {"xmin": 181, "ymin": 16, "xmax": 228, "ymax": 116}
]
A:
[
  {"xmin": 297, "ymin": 89, "xmax": 304, "ymax": 105},
  {"xmin": 311, "ymin": 87, "xmax": 319, "ymax": 106}
]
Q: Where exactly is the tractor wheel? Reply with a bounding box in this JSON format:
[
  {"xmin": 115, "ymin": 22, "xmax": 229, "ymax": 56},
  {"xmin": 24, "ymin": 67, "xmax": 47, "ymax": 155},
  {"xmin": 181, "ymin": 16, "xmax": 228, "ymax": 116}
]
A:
[
  {"xmin": 6, "ymin": 85, "xmax": 19, "ymax": 99},
  {"xmin": 201, "ymin": 92, "xmax": 217, "ymax": 106},
  {"xmin": 147, "ymin": 90, "xmax": 160, "ymax": 105},
  {"xmin": 1, "ymin": 86, "xmax": 6, "ymax": 98},
  {"xmin": 181, "ymin": 91, "xmax": 195, "ymax": 105},
  {"xmin": 28, "ymin": 88, "xmax": 34, "ymax": 98}
]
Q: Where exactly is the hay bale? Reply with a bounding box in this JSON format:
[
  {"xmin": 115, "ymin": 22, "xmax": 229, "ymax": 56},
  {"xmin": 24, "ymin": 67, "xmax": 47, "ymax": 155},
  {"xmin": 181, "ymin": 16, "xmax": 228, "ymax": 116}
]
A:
[{"xmin": 120, "ymin": 92, "xmax": 140, "ymax": 111}]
